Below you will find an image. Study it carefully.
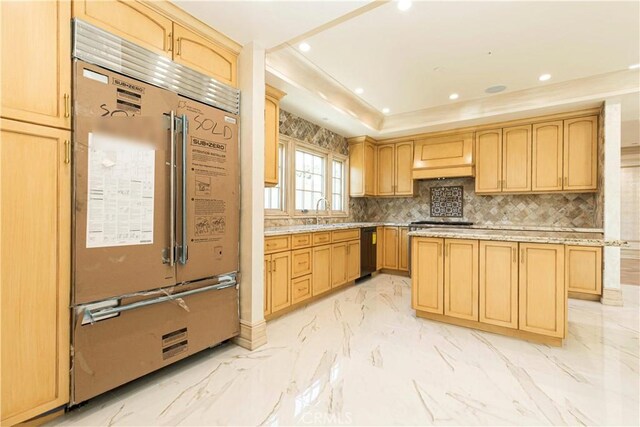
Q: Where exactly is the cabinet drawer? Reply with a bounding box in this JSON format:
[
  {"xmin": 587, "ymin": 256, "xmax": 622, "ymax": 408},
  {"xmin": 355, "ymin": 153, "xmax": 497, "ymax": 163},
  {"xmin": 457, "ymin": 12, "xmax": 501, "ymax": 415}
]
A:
[
  {"xmin": 331, "ymin": 229, "xmax": 360, "ymax": 242},
  {"xmin": 265, "ymin": 236, "xmax": 290, "ymax": 254},
  {"xmin": 313, "ymin": 232, "xmax": 331, "ymax": 245},
  {"xmin": 291, "ymin": 248, "xmax": 312, "ymax": 278},
  {"xmin": 291, "ymin": 274, "xmax": 312, "ymax": 304},
  {"xmin": 291, "ymin": 233, "xmax": 312, "ymax": 249}
]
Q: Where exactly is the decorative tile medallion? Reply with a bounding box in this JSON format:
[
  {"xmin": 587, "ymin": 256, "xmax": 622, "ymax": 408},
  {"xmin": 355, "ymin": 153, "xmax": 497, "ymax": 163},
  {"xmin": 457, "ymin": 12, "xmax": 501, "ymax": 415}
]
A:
[{"xmin": 430, "ymin": 186, "xmax": 463, "ymax": 217}]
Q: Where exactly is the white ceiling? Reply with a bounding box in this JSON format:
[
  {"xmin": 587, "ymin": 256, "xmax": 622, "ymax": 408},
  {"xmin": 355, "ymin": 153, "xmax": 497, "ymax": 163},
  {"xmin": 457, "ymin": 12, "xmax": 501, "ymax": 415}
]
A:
[
  {"xmin": 173, "ymin": 0, "xmax": 370, "ymax": 48},
  {"xmin": 301, "ymin": 1, "xmax": 640, "ymax": 115}
]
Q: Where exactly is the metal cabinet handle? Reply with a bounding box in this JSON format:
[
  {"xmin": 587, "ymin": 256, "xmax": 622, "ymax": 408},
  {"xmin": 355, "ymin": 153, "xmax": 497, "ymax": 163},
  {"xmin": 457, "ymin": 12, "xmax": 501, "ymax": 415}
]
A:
[
  {"xmin": 168, "ymin": 32, "xmax": 173, "ymax": 52},
  {"xmin": 64, "ymin": 93, "xmax": 70, "ymax": 118},
  {"xmin": 273, "ymin": 260, "xmax": 277, "ymax": 273},
  {"xmin": 564, "ymin": 176, "xmax": 568, "ymax": 187},
  {"xmin": 64, "ymin": 140, "xmax": 70, "ymax": 164},
  {"xmin": 178, "ymin": 115, "xmax": 189, "ymax": 265},
  {"xmin": 177, "ymin": 38, "xmax": 182, "ymax": 55},
  {"xmin": 557, "ymin": 177, "xmax": 561, "ymax": 187},
  {"xmin": 168, "ymin": 111, "xmax": 177, "ymax": 266}
]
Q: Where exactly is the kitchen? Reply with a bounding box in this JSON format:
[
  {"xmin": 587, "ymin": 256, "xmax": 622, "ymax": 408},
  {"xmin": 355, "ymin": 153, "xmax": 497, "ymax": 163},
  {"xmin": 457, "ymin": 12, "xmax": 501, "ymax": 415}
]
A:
[{"xmin": 1, "ymin": 1, "xmax": 639, "ymax": 426}]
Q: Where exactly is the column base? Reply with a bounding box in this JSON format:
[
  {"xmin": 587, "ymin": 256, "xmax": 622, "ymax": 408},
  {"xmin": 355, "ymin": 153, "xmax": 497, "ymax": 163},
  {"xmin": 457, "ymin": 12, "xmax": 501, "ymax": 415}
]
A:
[
  {"xmin": 600, "ymin": 288, "xmax": 624, "ymax": 306},
  {"xmin": 233, "ymin": 319, "xmax": 267, "ymax": 350}
]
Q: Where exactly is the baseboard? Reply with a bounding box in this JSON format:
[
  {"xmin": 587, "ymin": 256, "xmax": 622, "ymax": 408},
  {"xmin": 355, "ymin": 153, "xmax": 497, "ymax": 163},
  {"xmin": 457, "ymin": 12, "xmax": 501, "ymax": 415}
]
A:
[
  {"xmin": 233, "ymin": 319, "xmax": 267, "ymax": 350},
  {"xmin": 601, "ymin": 288, "xmax": 624, "ymax": 306},
  {"xmin": 568, "ymin": 291, "xmax": 601, "ymax": 301},
  {"xmin": 380, "ymin": 268, "xmax": 410, "ymax": 277}
]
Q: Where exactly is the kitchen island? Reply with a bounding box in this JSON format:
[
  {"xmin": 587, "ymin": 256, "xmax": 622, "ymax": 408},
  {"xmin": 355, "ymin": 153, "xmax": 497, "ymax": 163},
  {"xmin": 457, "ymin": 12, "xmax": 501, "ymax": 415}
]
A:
[{"xmin": 409, "ymin": 228, "xmax": 617, "ymax": 346}]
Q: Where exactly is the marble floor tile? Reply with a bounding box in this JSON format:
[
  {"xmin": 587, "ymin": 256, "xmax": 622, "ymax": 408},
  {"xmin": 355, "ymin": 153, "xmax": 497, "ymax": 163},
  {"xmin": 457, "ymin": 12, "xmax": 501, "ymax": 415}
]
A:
[{"xmin": 51, "ymin": 274, "xmax": 640, "ymax": 426}]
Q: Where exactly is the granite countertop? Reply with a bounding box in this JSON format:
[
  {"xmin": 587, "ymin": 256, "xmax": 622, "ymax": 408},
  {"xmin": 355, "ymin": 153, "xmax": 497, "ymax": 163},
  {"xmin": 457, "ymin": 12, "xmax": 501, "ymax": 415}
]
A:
[
  {"xmin": 408, "ymin": 228, "xmax": 625, "ymax": 247},
  {"xmin": 264, "ymin": 222, "xmax": 605, "ymax": 237}
]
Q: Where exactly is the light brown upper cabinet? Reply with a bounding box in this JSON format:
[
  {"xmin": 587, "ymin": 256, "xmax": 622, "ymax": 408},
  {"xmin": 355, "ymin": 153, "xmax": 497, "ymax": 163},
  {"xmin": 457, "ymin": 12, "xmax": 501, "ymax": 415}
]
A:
[
  {"xmin": 413, "ymin": 132, "xmax": 474, "ymax": 179},
  {"xmin": 2, "ymin": 0, "xmax": 71, "ymax": 129},
  {"xmin": 443, "ymin": 239, "xmax": 479, "ymax": 321},
  {"xmin": 563, "ymin": 116, "xmax": 598, "ymax": 191},
  {"xmin": 479, "ymin": 241, "xmax": 518, "ymax": 329},
  {"xmin": 73, "ymin": 0, "xmax": 173, "ymax": 57},
  {"xmin": 475, "ymin": 129, "xmax": 502, "ymax": 193},
  {"xmin": 519, "ymin": 243, "xmax": 566, "ymax": 338},
  {"xmin": 502, "ymin": 125, "xmax": 532, "ymax": 192},
  {"xmin": 532, "ymin": 121, "xmax": 563, "ymax": 192},
  {"xmin": 411, "ymin": 238, "xmax": 444, "ymax": 314},
  {"xmin": 173, "ymin": 24, "xmax": 237, "ymax": 87},
  {"xmin": 265, "ymin": 85, "xmax": 286, "ymax": 187},
  {"xmin": 376, "ymin": 142, "xmax": 415, "ymax": 197},
  {"xmin": 1, "ymin": 120, "xmax": 71, "ymax": 426},
  {"xmin": 348, "ymin": 136, "xmax": 377, "ymax": 197}
]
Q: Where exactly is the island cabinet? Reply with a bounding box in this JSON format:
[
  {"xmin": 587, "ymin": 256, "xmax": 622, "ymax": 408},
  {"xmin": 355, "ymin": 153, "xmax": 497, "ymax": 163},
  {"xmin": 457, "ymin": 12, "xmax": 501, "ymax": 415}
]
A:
[
  {"xmin": 265, "ymin": 228, "xmax": 361, "ymax": 319},
  {"xmin": 566, "ymin": 245, "xmax": 602, "ymax": 299},
  {"xmin": 412, "ymin": 237, "xmax": 569, "ymax": 345}
]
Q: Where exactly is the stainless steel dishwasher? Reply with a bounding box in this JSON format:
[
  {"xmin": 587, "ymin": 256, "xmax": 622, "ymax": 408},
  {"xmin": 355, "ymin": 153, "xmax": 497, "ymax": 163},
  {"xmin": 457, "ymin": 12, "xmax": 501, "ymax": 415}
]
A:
[{"xmin": 360, "ymin": 227, "xmax": 377, "ymax": 278}]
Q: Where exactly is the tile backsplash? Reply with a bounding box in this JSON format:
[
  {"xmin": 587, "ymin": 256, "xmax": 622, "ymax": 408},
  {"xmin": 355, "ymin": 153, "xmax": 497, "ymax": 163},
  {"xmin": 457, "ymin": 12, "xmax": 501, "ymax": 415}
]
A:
[{"xmin": 266, "ymin": 110, "xmax": 601, "ymax": 230}]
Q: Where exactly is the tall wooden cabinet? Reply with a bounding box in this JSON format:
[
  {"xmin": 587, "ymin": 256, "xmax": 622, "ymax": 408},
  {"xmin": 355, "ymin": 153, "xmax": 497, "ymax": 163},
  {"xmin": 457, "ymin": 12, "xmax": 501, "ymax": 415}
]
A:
[
  {"xmin": 1, "ymin": 120, "xmax": 71, "ymax": 425},
  {"xmin": 265, "ymin": 85, "xmax": 286, "ymax": 186},
  {"xmin": 1, "ymin": 0, "xmax": 71, "ymax": 130}
]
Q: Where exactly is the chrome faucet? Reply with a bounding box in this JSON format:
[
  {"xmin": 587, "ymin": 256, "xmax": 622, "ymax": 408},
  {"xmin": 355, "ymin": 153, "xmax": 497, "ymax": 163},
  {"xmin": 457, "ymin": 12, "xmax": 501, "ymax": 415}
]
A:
[{"xmin": 315, "ymin": 197, "xmax": 330, "ymax": 225}]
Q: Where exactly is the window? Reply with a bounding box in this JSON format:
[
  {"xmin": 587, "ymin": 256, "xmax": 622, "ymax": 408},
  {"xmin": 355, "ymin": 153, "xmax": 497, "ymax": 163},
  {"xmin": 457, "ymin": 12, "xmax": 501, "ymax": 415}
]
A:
[
  {"xmin": 295, "ymin": 149, "xmax": 326, "ymax": 211},
  {"xmin": 264, "ymin": 143, "xmax": 285, "ymax": 212},
  {"xmin": 332, "ymin": 160, "xmax": 344, "ymax": 212}
]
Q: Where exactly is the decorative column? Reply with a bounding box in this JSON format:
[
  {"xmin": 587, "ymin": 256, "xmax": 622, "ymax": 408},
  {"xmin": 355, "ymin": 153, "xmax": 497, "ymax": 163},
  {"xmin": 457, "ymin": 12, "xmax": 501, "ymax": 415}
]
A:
[
  {"xmin": 234, "ymin": 42, "xmax": 268, "ymax": 349},
  {"xmin": 601, "ymin": 100, "xmax": 623, "ymax": 306}
]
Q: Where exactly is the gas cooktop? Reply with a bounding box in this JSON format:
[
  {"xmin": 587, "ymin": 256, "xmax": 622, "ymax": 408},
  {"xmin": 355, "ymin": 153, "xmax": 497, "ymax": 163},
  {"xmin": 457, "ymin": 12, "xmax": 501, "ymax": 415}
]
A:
[{"xmin": 409, "ymin": 220, "xmax": 474, "ymax": 227}]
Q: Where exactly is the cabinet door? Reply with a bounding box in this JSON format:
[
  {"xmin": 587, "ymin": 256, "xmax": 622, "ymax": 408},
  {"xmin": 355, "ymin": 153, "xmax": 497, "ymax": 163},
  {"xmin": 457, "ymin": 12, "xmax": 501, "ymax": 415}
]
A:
[
  {"xmin": 349, "ymin": 141, "xmax": 365, "ymax": 196},
  {"xmin": 376, "ymin": 226, "xmax": 384, "ymax": 271},
  {"xmin": 264, "ymin": 94, "xmax": 279, "ymax": 186},
  {"xmin": 519, "ymin": 243, "xmax": 565, "ymax": 338},
  {"xmin": 399, "ymin": 227, "xmax": 409, "ymax": 271},
  {"xmin": 264, "ymin": 256, "xmax": 272, "ymax": 316},
  {"xmin": 365, "ymin": 142, "xmax": 377, "ymax": 195},
  {"xmin": 377, "ymin": 144, "xmax": 395, "ymax": 196},
  {"xmin": 331, "ymin": 243, "xmax": 348, "ymax": 287},
  {"xmin": 502, "ymin": 125, "xmax": 531, "ymax": 192},
  {"xmin": 444, "ymin": 239, "xmax": 479, "ymax": 321},
  {"xmin": 2, "ymin": 0, "xmax": 71, "ymax": 129},
  {"xmin": 291, "ymin": 248, "xmax": 312, "ymax": 278},
  {"xmin": 566, "ymin": 246, "xmax": 602, "ymax": 295},
  {"xmin": 563, "ymin": 116, "xmax": 597, "ymax": 191},
  {"xmin": 72, "ymin": 0, "xmax": 172, "ymax": 57},
  {"xmin": 173, "ymin": 24, "xmax": 237, "ymax": 87},
  {"xmin": 411, "ymin": 238, "xmax": 444, "ymax": 314},
  {"xmin": 291, "ymin": 275, "xmax": 312, "ymax": 305},
  {"xmin": 475, "ymin": 129, "xmax": 502, "ymax": 193},
  {"xmin": 382, "ymin": 227, "xmax": 399, "ymax": 269},
  {"xmin": 479, "ymin": 241, "xmax": 518, "ymax": 329},
  {"xmin": 1, "ymin": 120, "xmax": 70, "ymax": 425},
  {"xmin": 347, "ymin": 240, "xmax": 361, "ymax": 281},
  {"xmin": 395, "ymin": 142, "xmax": 414, "ymax": 195},
  {"xmin": 312, "ymin": 245, "xmax": 331, "ymax": 296},
  {"xmin": 270, "ymin": 251, "xmax": 291, "ymax": 313},
  {"xmin": 532, "ymin": 121, "xmax": 563, "ymax": 192}
]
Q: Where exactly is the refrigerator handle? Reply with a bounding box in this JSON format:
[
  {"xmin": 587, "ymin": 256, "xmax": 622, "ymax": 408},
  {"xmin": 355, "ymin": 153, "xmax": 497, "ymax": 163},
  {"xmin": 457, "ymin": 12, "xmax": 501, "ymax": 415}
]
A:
[
  {"xmin": 179, "ymin": 114, "xmax": 189, "ymax": 264},
  {"xmin": 167, "ymin": 110, "xmax": 177, "ymax": 266}
]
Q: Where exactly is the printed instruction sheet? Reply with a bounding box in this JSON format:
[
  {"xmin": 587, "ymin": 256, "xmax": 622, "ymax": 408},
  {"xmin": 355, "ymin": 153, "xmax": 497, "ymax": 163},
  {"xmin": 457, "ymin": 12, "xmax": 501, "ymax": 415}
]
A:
[{"xmin": 86, "ymin": 132, "xmax": 155, "ymax": 248}]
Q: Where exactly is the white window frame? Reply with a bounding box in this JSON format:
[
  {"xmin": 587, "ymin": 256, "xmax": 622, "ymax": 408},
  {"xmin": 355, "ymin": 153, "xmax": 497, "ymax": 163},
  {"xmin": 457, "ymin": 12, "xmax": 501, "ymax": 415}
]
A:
[{"xmin": 265, "ymin": 135, "xmax": 349, "ymax": 218}]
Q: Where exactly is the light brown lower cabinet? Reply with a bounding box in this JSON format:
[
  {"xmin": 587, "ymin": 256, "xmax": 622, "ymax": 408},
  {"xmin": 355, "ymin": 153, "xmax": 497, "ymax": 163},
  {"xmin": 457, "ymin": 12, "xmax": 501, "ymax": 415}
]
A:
[
  {"xmin": 399, "ymin": 227, "xmax": 409, "ymax": 271},
  {"xmin": 291, "ymin": 275, "xmax": 312, "ymax": 305},
  {"xmin": 411, "ymin": 237, "xmax": 444, "ymax": 314},
  {"xmin": 267, "ymin": 251, "xmax": 291, "ymax": 313},
  {"xmin": 347, "ymin": 240, "xmax": 361, "ymax": 281},
  {"xmin": 479, "ymin": 241, "xmax": 518, "ymax": 329},
  {"xmin": 331, "ymin": 242, "xmax": 348, "ymax": 287},
  {"xmin": 444, "ymin": 239, "xmax": 479, "ymax": 321},
  {"xmin": 376, "ymin": 226, "xmax": 384, "ymax": 270},
  {"xmin": 291, "ymin": 248, "xmax": 312, "ymax": 278},
  {"xmin": 566, "ymin": 245, "xmax": 602, "ymax": 296},
  {"xmin": 264, "ymin": 256, "xmax": 272, "ymax": 316},
  {"xmin": 312, "ymin": 245, "xmax": 331, "ymax": 296},
  {"xmin": 519, "ymin": 243, "xmax": 565, "ymax": 338},
  {"xmin": 1, "ymin": 120, "xmax": 70, "ymax": 425},
  {"xmin": 382, "ymin": 227, "xmax": 399, "ymax": 269}
]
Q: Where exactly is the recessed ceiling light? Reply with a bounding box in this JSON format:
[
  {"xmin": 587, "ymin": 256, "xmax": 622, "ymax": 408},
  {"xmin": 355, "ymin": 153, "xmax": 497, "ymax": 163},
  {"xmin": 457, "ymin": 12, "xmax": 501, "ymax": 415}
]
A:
[
  {"xmin": 538, "ymin": 73, "xmax": 551, "ymax": 81},
  {"xmin": 485, "ymin": 85, "xmax": 507, "ymax": 94},
  {"xmin": 298, "ymin": 42, "xmax": 310, "ymax": 52},
  {"xmin": 449, "ymin": 93, "xmax": 459, "ymax": 100},
  {"xmin": 382, "ymin": 107, "xmax": 390, "ymax": 114},
  {"xmin": 354, "ymin": 87, "xmax": 364, "ymax": 95},
  {"xmin": 322, "ymin": 117, "xmax": 329, "ymax": 121},
  {"xmin": 397, "ymin": 0, "xmax": 412, "ymax": 11},
  {"xmin": 629, "ymin": 63, "xmax": 640, "ymax": 70}
]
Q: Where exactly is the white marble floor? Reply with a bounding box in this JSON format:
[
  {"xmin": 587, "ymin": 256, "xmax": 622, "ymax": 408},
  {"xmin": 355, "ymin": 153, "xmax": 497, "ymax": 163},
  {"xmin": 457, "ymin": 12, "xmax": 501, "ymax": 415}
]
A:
[{"xmin": 52, "ymin": 274, "xmax": 640, "ymax": 426}]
